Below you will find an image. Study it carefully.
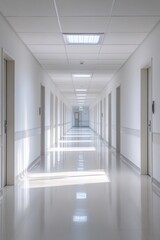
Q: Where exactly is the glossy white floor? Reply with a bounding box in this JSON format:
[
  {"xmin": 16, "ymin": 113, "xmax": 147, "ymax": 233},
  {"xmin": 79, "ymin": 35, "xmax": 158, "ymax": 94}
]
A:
[{"xmin": 0, "ymin": 128, "xmax": 160, "ymax": 240}]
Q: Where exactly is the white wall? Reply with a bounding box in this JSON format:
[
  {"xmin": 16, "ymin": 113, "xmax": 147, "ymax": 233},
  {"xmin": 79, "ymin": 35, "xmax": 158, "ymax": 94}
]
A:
[
  {"xmin": 0, "ymin": 13, "xmax": 72, "ymax": 185},
  {"xmin": 90, "ymin": 20, "xmax": 160, "ymax": 184}
]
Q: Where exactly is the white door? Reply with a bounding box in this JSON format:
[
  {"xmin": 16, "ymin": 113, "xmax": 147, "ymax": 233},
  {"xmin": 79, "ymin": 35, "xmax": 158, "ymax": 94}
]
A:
[
  {"xmin": 147, "ymin": 67, "xmax": 152, "ymax": 176},
  {"xmin": 2, "ymin": 60, "xmax": 7, "ymax": 187}
]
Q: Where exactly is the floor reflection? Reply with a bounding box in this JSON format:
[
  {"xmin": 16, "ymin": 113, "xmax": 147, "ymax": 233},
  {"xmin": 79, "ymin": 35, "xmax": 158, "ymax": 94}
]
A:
[{"xmin": 0, "ymin": 128, "xmax": 160, "ymax": 240}]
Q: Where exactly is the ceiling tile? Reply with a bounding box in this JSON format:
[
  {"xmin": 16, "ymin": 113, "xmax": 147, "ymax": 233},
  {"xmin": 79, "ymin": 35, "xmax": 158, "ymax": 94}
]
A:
[
  {"xmin": 42, "ymin": 64, "xmax": 70, "ymax": 71},
  {"xmin": 7, "ymin": 17, "xmax": 60, "ymax": 33},
  {"xmin": 60, "ymin": 17, "xmax": 109, "ymax": 33},
  {"xmin": 0, "ymin": 0, "xmax": 56, "ymax": 16},
  {"xmin": 18, "ymin": 33, "xmax": 63, "ymax": 45},
  {"xmin": 96, "ymin": 59, "xmax": 126, "ymax": 65},
  {"xmin": 68, "ymin": 53, "xmax": 98, "ymax": 60},
  {"xmin": 28, "ymin": 45, "xmax": 66, "ymax": 53},
  {"xmin": 88, "ymin": 88, "xmax": 102, "ymax": 93},
  {"xmin": 113, "ymin": 0, "xmax": 160, "ymax": 16},
  {"xmin": 49, "ymin": 72, "xmax": 72, "ymax": 79},
  {"xmin": 92, "ymin": 73, "xmax": 113, "ymax": 80},
  {"xmin": 53, "ymin": 78, "xmax": 72, "ymax": 83},
  {"xmin": 103, "ymin": 33, "xmax": 148, "ymax": 45},
  {"xmin": 38, "ymin": 59, "xmax": 68, "ymax": 65},
  {"xmin": 108, "ymin": 17, "xmax": 160, "ymax": 33},
  {"xmin": 34, "ymin": 53, "xmax": 66, "ymax": 60},
  {"xmin": 96, "ymin": 64, "xmax": 121, "ymax": 70},
  {"xmin": 56, "ymin": 0, "xmax": 113, "ymax": 17},
  {"xmin": 61, "ymin": 88, "xmax": 74, "ymax": 92},
  {"xmin": 66, "ymin": 45, "xmax": 100, "ymax": 54},
  {"xmin": 100, "ymin": 45, "xmax": 138, "ymax": 54},
  {"xmin": 99, "ymin": 53, "xmax": 130, "ymax": 60}
]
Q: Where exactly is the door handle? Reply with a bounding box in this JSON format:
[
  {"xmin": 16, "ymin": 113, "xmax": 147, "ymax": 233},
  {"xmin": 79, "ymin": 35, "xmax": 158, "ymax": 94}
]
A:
[
  {"xmin": 148, "ymin": 120, "xmax": 152, "ymax": 131},
  {"xmin": 4, "ymin": 120, "xmax": 7, "ymax": 134}
]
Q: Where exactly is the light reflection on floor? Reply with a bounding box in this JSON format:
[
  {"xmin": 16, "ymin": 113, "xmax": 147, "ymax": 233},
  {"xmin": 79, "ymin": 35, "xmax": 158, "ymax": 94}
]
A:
[
  {"xmin": 49, "ymin": 147, "xmax": 96, "ymax": 152},
  {"xmin": 1, "ymin": 128, "xmax": 160, "ymax": 240}
]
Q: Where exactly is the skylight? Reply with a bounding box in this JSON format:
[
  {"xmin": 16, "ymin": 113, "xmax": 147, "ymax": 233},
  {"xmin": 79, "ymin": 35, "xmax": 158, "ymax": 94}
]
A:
[{"xmin": 63, "ymin": 34, "xmax": 103, "ymax": 45}]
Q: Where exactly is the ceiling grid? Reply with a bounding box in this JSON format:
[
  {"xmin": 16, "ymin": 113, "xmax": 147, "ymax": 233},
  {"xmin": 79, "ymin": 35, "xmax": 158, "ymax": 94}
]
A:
[{"xmin": 0, "ymin": 0, "xmax": 160, "ymax": 106}]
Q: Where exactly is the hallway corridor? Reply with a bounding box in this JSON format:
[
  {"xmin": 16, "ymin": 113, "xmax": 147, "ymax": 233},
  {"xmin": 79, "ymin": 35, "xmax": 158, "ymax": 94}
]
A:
[{"xmin": 0, "ymin": 128, "xmax": 160, "ymax": 240}]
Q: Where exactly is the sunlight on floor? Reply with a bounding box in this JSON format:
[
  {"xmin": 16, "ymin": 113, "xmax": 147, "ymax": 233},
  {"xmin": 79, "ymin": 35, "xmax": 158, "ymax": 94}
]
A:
[
  {"xmin": 59, "ymin": 140, "xmax": 93, "ymax": 143},
  {"xmin": 63, "ymin": 135, "xmax": 95, "ymax": 138},
  {"xmin": 49, "ymin": 147, "xmax": 96, "ymax": 152},
  {"xmin": 24, "ymin": 170, "xmax": 110, "ymax": 189}
]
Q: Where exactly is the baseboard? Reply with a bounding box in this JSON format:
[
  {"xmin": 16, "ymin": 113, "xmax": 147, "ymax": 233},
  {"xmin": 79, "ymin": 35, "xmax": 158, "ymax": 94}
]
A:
[
  {"xmin": 0, "ymin": 188, "xmax": 3, "ymax": 201},
  {"xmin": 120, "ymin": 155, "xmax": 141, "ymax": 174},
  {"xmin": 16, "ymin": 155, "xmax": 41, "ymax": 184},
  {"xmin": 152, "ymin": 177, "xmax": 160, "ymax": 194}
]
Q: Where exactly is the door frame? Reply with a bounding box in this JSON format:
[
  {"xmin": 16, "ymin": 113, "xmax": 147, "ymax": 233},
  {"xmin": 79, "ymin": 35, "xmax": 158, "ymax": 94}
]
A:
[
  {"xmin": 116, "ymin": 86, "xmax": 121, "ymax": 152},
  {"xmin": 104, "ymin": 98, "xmax": 106, "ymax": 141},
  {"xmin": 55, "ymin": 96, "xmax": 58, "ymax": 143},
  {"xmin": 108, "ymin": 93, "xmax": 112, "ymax": 146},
  {"xmin": 140, "ymin": 60, "xmax": 153, "ymax": 177},
  {"xmin": 1, "ymin": 49, "xmax": 15, "ymax": 187},
  {"xmin": 100, "ymin": 100, "xmax": 103, "ymax": 138},
  {"xmin": 50, "ymin": 92, "xmax": 54, "ymax": 147}
]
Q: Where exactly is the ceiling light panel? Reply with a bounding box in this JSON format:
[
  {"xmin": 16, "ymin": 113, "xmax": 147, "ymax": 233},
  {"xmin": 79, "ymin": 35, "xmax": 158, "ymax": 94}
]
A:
[
  {"xmin": 63, "ymin": 34, "xmax": 103, "ymax": 45},
  {"xmin": 77, "ymin": 96, "xmax": 86, "ymax": 98},
  {"xmin": 72, "ymin": 74, "xmax": 91, "ymax": 78},
  {"xmin": 76, "ymin": 94, "xmax": 87, "ymax": 96},
  {"xmin": 76, "ymin": 89, "xmax": 87, "ymax": 92}
]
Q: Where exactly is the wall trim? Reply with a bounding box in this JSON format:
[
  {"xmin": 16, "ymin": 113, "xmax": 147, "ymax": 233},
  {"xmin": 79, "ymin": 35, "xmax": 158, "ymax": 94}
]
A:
[
  {"xmin": 15, "ymin": 127, "xmax": 41, "ymax": 141},
  {"xmin": 120, "ymin": 155, "xmax": 141, "ymax": 174},
  {"xmin": 152, "ymin": 177, "xmax": 160, "ymax": 191},
  {"xmin": 121, "ymin": 127, "xmax": 140, "ymax": 138},
  {"xmin": 0, "ymin": 189, "xmax": 3, "ymax": 201},
  {"xmin": 15, "ymin": 155, "xmax": 41, "ymax": 184}
]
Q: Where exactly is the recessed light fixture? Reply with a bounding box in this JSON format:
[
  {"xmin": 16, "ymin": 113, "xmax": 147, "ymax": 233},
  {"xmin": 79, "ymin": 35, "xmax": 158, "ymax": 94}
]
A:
[
  {"xmin": 76, "ymin": 94, "xmax": 87, "ymax": 96},
  {"xmin": 72, "ymin": 74, "xmax": 91, "ymax": 78},
  {"xmin": 63, "ymin": 33, "xmax": 103, "ymax": 45},
  {"xmin": 76, "ymin": 89, "xmax": 87, "ymax": 92}
]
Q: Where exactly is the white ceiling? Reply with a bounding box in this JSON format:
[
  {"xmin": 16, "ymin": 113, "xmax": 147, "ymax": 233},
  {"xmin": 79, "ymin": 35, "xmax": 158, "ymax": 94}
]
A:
[{"xmin": 0, "ymin": 0, "xmax": 160, "ymax": 107}]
